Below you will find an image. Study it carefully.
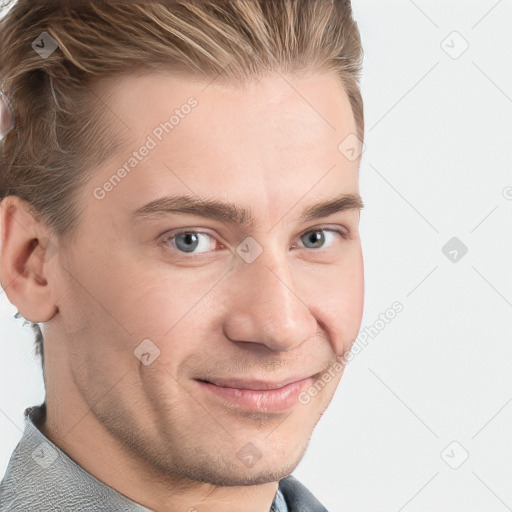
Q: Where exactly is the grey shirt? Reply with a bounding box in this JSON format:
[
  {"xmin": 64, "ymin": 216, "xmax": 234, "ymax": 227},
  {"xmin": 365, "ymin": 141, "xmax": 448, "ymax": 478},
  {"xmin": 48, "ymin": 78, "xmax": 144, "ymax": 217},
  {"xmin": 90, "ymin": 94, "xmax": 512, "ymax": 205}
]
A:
[{"xmin": 0, "ymin": 403, "xmax": 329, "ymax": 511}]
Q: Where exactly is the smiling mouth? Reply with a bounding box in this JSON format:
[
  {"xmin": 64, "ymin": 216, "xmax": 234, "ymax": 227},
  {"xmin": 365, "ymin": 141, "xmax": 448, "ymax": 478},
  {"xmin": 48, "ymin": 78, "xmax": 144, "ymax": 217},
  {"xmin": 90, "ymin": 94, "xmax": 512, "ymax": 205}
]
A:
[
  {"xmin": 196, "ymin": 372, "xmax": 320, "ymax": 391},
  {"xmin": 195, "ymin": 374, "xmax": 318, "ymax": 413}
]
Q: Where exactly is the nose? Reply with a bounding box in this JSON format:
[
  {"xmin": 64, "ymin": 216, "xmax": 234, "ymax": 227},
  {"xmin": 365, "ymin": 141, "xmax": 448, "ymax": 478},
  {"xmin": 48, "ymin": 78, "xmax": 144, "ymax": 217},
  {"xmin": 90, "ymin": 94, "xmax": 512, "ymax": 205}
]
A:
[{"xmin": 222, "ymin": 248, "xmax": 318, "ymax": 352}]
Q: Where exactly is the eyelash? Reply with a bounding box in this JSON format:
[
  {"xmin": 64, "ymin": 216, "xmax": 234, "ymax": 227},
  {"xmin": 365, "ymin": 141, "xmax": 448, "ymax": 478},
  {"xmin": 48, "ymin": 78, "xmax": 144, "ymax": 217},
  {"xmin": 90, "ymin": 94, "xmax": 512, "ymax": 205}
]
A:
[{"xmin": 161, "ymin": 225, "xmax": 351, "ymax": 256}]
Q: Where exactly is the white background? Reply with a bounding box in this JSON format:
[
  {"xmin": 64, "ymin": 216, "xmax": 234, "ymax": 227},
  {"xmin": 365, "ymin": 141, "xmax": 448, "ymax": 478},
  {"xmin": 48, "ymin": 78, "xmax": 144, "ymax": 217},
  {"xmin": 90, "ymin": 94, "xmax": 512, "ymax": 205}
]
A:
[{"xmin": 1, "ymin": 1, "xmax": 512, "ymax": 511}]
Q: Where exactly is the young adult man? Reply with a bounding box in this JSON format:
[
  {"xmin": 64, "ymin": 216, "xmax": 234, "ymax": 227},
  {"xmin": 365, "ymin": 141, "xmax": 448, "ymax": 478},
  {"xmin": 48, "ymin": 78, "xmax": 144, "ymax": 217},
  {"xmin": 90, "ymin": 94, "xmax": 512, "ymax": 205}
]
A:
[{"xmin": 0, "ymin": 1, "xmax": 365, "ymax": 510}]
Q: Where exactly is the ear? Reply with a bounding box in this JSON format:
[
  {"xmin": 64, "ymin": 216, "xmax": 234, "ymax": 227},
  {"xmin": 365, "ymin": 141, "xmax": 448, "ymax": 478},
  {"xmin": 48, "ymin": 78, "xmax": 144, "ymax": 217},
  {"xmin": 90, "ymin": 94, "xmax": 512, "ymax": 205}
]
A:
[{"xmin": 0, "ymin": 195, "xmax": 58, "ymax": 323}]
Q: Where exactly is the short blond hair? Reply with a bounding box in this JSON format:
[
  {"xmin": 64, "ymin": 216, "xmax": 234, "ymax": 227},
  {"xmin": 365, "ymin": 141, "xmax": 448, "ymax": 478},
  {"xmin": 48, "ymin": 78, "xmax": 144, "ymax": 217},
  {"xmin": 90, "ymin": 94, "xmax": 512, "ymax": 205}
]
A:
[{"xmin": 0, "ymin": 0, "xmax": 363, "ymax": 367}]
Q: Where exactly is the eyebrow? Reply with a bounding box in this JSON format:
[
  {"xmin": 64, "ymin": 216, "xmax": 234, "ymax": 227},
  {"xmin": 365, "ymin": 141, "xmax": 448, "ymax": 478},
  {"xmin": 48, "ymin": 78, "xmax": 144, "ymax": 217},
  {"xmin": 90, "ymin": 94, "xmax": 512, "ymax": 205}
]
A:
[{"xmin": 131, "ymin": 192, "xmax": 364, "ymax": 228}]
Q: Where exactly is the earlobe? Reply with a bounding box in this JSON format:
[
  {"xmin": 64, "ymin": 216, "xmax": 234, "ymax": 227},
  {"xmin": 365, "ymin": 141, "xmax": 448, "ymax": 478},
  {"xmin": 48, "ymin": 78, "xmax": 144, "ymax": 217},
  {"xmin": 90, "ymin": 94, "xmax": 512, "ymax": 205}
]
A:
[{"xmin": 0, "ymin": 195, "xmax": 59, "ymax": 323}]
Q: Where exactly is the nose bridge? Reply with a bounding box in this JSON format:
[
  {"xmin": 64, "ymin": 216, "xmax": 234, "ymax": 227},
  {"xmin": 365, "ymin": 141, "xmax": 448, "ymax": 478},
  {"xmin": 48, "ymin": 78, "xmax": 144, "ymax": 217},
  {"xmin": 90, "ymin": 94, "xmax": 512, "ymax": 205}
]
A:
[{"xmin": 224, "ymin": 245, "xmax": 317, "ymax": 351}]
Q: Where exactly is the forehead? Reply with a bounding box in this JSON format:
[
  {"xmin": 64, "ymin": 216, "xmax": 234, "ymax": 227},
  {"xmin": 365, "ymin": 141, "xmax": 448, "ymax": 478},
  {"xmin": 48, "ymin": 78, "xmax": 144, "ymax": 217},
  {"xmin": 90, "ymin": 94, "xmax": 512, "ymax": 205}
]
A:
[
  {"xmin": 87, "ymin": 70, "xmax": 361, "ymax": 223},
  {"xmin": 99, "ymin": 68, "xmax": 358, "ymax": 152}
]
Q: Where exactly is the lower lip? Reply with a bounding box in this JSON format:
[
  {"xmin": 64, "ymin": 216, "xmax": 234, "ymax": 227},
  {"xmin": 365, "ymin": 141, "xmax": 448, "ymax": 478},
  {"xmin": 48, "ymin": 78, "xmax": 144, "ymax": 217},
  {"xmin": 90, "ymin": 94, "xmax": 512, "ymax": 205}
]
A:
[{"xmin": 196, "ymin": 377, "xmax": 312, "ymax": 413}]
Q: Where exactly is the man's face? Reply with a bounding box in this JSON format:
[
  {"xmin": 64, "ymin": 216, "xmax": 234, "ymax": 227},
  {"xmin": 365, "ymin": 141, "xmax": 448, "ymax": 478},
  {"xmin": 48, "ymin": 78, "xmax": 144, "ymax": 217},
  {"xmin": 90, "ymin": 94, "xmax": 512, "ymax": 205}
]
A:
[{"xmin": 48, "ymin": 70, "xmax": 364, "ymax": 485}]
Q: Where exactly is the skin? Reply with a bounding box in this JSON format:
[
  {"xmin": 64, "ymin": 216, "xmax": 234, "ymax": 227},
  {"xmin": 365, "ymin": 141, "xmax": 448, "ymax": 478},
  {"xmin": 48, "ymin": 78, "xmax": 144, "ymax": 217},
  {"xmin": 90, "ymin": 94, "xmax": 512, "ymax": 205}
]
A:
[{"xmin": 0, "ymin": 70, "xmax": 364, "ymax": 512}]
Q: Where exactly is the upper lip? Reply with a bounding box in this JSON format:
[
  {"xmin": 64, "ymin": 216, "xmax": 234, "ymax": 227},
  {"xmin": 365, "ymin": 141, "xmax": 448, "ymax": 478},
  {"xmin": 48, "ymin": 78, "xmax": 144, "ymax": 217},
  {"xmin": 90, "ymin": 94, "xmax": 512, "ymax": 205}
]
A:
[{"xmin": 197, "ymin": 374, "xmax": 316, "ymax": 391}]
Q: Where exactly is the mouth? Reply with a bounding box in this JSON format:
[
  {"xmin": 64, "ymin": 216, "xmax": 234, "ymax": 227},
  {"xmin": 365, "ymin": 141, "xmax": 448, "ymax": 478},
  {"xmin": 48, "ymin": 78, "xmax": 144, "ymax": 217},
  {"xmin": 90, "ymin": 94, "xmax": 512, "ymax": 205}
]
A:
[{"xmin": 195, "ymin": 374, "xmax": 319, "ymax": 413}]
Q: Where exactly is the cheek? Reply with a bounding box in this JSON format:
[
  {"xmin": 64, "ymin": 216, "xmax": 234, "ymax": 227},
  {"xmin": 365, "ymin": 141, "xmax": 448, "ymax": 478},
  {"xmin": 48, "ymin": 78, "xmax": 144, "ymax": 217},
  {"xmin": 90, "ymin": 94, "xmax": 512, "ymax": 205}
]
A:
[
  {"xmin": 108, "ymin": 263, "xmax": 225, "ymax": 365},
  {"xmin": 311, "ymin": 245, "xmax": 364, "ymax": 355},
  {"xmin": 346, "ymin": 246, "xmax": 365, "ymax": 324}
]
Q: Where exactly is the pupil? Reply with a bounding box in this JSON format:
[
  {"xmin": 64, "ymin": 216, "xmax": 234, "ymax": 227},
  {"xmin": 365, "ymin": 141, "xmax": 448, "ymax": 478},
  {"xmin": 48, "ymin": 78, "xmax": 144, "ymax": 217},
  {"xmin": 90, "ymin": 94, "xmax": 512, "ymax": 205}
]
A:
[
  {"xmin": 304, "ymin": 231, "xmax": 324, "ymax": 248},
  {"xmin": 176, "ymin": 232, "xmax": 198, "ymax": 252}
]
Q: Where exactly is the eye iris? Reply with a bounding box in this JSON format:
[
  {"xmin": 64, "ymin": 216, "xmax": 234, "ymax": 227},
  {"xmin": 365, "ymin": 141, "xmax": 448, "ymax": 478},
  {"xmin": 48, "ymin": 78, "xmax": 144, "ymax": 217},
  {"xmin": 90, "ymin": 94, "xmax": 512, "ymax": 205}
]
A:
[
  {"xmin": 303, "ymin": 230, "xmax": 325, "ymax": 249},
  {"xmin": 175, "ymin": 232, "xmax": 199, "ymax": 252}
]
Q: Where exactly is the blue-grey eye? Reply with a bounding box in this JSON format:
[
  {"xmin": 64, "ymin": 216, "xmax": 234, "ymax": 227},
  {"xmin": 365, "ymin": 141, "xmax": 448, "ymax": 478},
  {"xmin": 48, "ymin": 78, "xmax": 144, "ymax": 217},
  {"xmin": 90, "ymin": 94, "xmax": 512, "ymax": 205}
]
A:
[
  {"xmin": 169, "ymin": 231, "xmax": 216, "ymax": 254},
  {"xmin": 301, "ymin": 229, "xmax": 337, "ymax": 249},
  {"xmin": 175, "ymin": 232, "xmax": 200, "ymax": 253}
]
